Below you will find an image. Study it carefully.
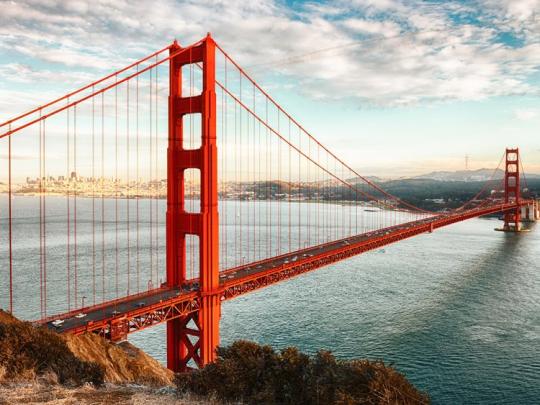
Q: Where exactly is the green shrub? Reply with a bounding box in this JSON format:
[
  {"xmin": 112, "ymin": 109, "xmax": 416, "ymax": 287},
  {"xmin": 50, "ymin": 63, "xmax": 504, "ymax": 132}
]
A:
[{"xmin": 175, "ymin": 340, "xmax": 429, "ymax": 404}]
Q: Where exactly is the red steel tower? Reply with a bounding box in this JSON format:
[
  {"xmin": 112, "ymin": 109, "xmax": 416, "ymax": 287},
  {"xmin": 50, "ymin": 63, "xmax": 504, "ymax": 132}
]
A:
[
  {"xmin": 503, "ymin": 148, "xmax": 521, "ymax": 231},
  {"xmin": 167, "ymin": 35, "xmax": 220, "ymax": 371}
]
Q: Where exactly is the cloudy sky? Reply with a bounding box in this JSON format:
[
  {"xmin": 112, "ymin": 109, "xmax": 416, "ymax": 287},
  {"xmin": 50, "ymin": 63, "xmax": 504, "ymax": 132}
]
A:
[{"xmin": 1, "ymin": 0, "xmax": 539, "ymax": 176}]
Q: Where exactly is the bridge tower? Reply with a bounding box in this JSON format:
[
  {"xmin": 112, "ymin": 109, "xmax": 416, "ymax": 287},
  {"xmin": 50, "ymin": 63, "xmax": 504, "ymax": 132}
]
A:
[
  {"xmin": 166, "ymin": 34, "xmax": 220, "ymax": 371},
  {"xmin": 503, "ymin": 148, "xmax": 521, "ymax": 232}
]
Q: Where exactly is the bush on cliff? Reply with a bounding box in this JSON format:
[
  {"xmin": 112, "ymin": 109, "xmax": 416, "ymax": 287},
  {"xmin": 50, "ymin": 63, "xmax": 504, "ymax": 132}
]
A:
[
  {"xmin": 0, "ymin": 310, "xmax": 104, "ymax": 386},
  {"xmin": 175, "ymin": 340, "xmax": 429, "ymax": 404}
]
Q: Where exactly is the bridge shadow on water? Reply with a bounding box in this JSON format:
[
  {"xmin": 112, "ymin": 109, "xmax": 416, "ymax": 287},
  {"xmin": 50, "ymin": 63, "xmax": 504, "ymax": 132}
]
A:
[
  {"xmin": 384, "ymin": 224, "xmax": 539, "ymax": 404},
  {"xmin": 408, "ymin": 229, "xmax": 526, "ymax": 325}
]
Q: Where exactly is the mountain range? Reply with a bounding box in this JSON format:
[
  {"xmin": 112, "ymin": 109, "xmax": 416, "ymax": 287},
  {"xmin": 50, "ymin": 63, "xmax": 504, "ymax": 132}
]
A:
[{"xmin": 410, "ymin": 168, "xmax": 540, "ymax": 182}]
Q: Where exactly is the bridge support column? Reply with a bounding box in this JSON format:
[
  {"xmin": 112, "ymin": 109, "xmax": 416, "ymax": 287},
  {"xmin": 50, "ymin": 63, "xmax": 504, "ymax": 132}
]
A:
[
  {"xmin": 521, "ymin": 200, "xmax": 539, "ymax": 222},
  {"xmin": 166, "ymin": 35, "xmax": 220, "ymax": 371},
  {"xmin": 502, "ymin": 148, "xmax": 522, "ymax": 232}
]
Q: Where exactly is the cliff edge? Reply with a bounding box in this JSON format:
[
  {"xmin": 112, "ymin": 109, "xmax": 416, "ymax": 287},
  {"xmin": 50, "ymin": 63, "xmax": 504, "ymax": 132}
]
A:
[{"xmin": 0, "ymin": 310, "xmax": 172, "ymax": 387}]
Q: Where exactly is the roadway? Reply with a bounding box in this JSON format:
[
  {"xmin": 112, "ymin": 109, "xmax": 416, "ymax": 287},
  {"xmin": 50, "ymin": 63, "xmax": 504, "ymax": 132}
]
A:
[{"xmin": 43, "ymin": 202, "xmax": 521, "ymax": 335}]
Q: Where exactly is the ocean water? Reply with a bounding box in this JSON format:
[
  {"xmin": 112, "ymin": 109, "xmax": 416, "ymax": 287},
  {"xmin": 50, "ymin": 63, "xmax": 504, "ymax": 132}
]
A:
[
  {"xmin": 1, "ymin": 196, "xmax": 539, "ymax": 404},
  {"xmin": 132, "ymin": 211, "xmax": 540, "ymax": 404}
]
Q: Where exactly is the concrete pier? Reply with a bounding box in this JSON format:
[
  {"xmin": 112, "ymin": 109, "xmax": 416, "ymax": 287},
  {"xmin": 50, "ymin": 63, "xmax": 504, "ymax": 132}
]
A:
[
  {"xmin": 521, "ymin": 199, "xmax": 539, "ymax": 222},
  {"xmin": 495, "ymin": 200, "xmax": 538, "ymax": 232}
]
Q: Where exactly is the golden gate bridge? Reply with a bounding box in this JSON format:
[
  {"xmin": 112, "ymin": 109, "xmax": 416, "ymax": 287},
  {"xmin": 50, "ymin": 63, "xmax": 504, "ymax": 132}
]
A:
[{"xmin": 0, "ymin": 34, "xmax": 538, "ymax": 371}]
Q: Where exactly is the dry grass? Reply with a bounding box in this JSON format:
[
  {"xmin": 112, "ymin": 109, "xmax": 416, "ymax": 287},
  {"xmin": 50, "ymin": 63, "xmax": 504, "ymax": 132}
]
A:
[
  {"xmin": 0, "ymin": 310, "xmax": 103, "ymax": 386},
  {"xmin": 0, "ymin": 382, "xmax": 218, "ymax": 404},
  {"xmin": 0, "ymin": 310, "xmax": 174, "ymax": 388},
  {"xmin": 65, "ymin": 333, "xmax": 174, "ymax": 387}
]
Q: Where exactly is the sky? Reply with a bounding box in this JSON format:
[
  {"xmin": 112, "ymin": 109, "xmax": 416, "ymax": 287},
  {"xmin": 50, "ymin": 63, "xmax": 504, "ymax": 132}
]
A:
[{"xmin": 0, "ymin": 0, "xmax": 539, "ymax": 177}]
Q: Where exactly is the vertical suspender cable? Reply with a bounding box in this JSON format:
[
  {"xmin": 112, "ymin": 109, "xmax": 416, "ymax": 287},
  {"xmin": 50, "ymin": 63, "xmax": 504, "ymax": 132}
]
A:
[
  {"xmin": 126, "ymin": 80, "xmax": 131, "ymax": 295},
  {"xmin": 257, "ymin": 121, "xmax": 263, "ymax": 260},
  {"xmin": 333, "ymin": 159, "xmax": 336, "ymax": 241},
  {"xmin": 317, "ymin": 145, "xmax": 320, "ymax": 245},
  {"xmin": 258, "ymin": 110, "xmax": 262, "ymax": 260},
  {"xmin": 266, "ymin": 97, "xmax": 270, "ymax": 258},
  {"xmin": 8, "ymin": 124, "xmax": 13, "ymax": 314},
  {"xmin": 239, "ymin": 72, "xmax": 243, "ymax": 265},
  {"xmin": 244, "ymin": 76, "xmax": 250, "ymax": 263},
  {"xmin": 43, "ymin": 120, "xmax": 47, "ymax": 315},
  {"xmin": 252, "ymin": 84, "xmax": 256, "ymax": 262},
  {"xmin": 220, "ymin": 60, "xmax": 223, "ymax": 269},
  {"xmin": 39, "ymin": 111, "xmax": 43, "ymax": 317},
  {"xmin": 277, "ymin": 112, "xmax": 281, "ymax": 254},
  {"xmin": 42, "ymin": 118, "xmax": 47, "ymax": 316},
  {"xmin": 92, "ymin": 86, "xmax": 96, "ymax": 305},
  {"xmin": 189, "ymin": 59, "xmax": 194, "ymax": 279},
  {"xmin": 66, "ymin": 100, "xmax": 71, "ymax": 311},
  {"xmin": 349, "ymin": 168, "xmax": 352, "ymax": 236},
  {"xmin": 288, "ymin": 118, "xmax": 291, "ymax": 253},
  {"xmin": 234, "ymin": 92, "xmax": 238, "ymax": 266},
  {"xmin": 298, "ymin": 126, "xmax": 301, "ymax": 250},
  {"xmin": 307, "ymin": 135, "xmax": 311, "ymax": 247},
  {"xmin": 136, "ymin": 66, "xmax": 140, "ymax": 293},
  {"xmin": 223, "ymin": 58, "xmax": 228, "ymax": 270},
  {"xmin": 74, "ymin": 104, "xmax": 78, "ymax": 307},
  {"xmin": 355, "ymin": 186, "xmax": 358, "ymax": 235},
  {"xmin": 221, "ymin": 56, "xmax": 226, "ymax": 270},
  {"xmin": 265, "ymin": 97, "xmax": 272, "ymax": 257},
  {"xmin": 101, "ymin": 92, "xmax": 106, "ymax": 302},
  {"xmin": 115, "ymin": 77, "xmax": 119, "ymax": 298},
  {"xmin": 155, "ymin": 57, "xmax": 159, "ymax": 283},
  {"xmin": 149, "ymin": 68, "xmax": 153, "ymax": 287}
]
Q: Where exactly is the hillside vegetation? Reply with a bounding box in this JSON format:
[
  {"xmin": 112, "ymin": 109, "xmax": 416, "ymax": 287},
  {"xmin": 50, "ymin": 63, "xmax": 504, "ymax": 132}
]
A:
[
  {"xmin": 0, "ymin": 310, "xmax": 103, "ymax": 386},
  {"xmin": 65, "ymin": 332, "xmax": 174, "ymax": 386},
  {"xmin": 0, "ymin": 309, "xmax": 173, "ymax": 387},
  {"xmin": 0, "ymin": 311, "xmax": 428, "ymax": 404},
  {"xmin": 176, "ymin": 340, "xmax": 429, "ymax": 404}
]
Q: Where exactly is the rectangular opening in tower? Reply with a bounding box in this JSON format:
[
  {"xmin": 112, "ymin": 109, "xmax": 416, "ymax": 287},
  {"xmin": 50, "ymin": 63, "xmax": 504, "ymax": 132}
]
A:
[
  {"xmin": 184, "ymin": 168, "xmax": 200, "ymax": 213},
  {"xmin": 185, "ymin": 234, "xmax": 200, "ymax": 281},
  {"xmin": 507, "ymin": 152, "xmax": 518, "ymax": 161},
  {"xmin": 182, "ymin": 113, "xmax": 202, "ymax": 150},
  {"xmin": 507, "ymin": 163, "xmax": 518, "ymax": 173},
  {"xmin": 181, "ymin": 63, "xmax": 203, "ymax": 97}
]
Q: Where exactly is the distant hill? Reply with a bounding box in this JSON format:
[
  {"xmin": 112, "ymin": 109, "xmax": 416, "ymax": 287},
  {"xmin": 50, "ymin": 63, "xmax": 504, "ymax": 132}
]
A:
[
  {"xmin": 412, "ymin": 168, "xmax": 504, "ymax": 182},
  {"xmin": 412, "ymin": 169, "xmax": 540, "ymax": 182},
  {"xmin": 347, "ymin": 175, "xmax": 385, "ymax": 184}
]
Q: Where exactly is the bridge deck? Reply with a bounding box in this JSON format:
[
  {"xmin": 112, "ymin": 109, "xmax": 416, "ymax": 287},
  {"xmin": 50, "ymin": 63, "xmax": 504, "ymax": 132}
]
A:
[{"xmin": 40, "ymin": 202, "xmax": 522, "ymax": 338}]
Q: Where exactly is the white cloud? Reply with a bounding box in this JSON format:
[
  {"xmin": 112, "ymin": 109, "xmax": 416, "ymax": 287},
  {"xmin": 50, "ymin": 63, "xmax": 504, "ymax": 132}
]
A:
[
  {"xmin": 0, "ymin": 63, "xmax": 94, "ymax": 84},
  {"xmin": 479, "ymin": 0, "xmax": 540, "ymax": 39},
  {"xmin": 0, "ymin": 0, "xmax": 539, "ymax": 109},
  {"xmin": 342, "ymin": 18, "xmax": 401, "ymax": 37},
  {"xmin": 484, "ymin": 0, "xmax": 540, "ymax": 21}
]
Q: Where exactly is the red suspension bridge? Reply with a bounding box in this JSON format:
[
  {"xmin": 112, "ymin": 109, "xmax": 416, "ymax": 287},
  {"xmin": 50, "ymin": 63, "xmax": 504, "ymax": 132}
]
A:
[{"xmin": 0, "ymin": 35, "xmax": 538, "ymax": 371}]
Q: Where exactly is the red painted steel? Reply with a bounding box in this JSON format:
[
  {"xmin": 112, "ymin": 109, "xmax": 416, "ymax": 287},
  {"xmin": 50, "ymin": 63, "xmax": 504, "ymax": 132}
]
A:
[
  {"xmin": 40, "ymin": 200, "xmax": 529, "ymax": 341},
  {"xmin": 51, "ymin": 290, "xmax": 200, "ymax": 340},
  {"xmin": 166, "ymin": 35, "xmax": 220, "ymax": 371},
  {"xmin": 221, "ymin": 202, "xmax": 525, "ymax": 298},
  {"xmin": 503, "ymin": 148, "xmax": 521, "ymax": 231}
]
